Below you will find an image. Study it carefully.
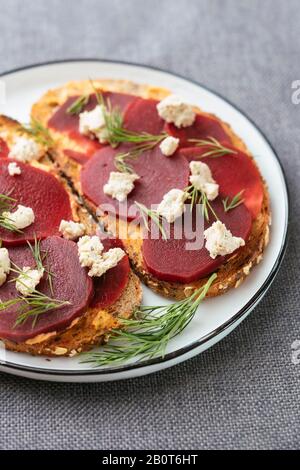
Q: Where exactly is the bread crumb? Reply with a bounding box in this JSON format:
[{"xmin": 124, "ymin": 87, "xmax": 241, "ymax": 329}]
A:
[
  {"xmin": 243, "ymin": 262, "xmax": 252, "ymax": 276},
  {"xmin": 184, "ymin": 286, "xmax": 194, "ymax": 297},
  {"xmin": 25, "ymin": 332, "xmax": 57, "ymax": 345},
  {"xmin": 53, "ymin": 347, "xmax": 68, "ymax": 355},
  {"xmin": 235, "ymin": 278, "xmax": 243, "ymax": 288},
  {"xmin": 256, "ymin": 254, "xmax": 263, "ymax": 265}
]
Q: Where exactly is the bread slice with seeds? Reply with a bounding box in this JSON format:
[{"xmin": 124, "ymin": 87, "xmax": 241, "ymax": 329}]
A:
[
  {"xmin": 30, "ymin": 80, "xmax": 271, "ymax": 300},
  {"xmin": 0, "ymin": 114, "xmax": 142, "ymax": 356}
]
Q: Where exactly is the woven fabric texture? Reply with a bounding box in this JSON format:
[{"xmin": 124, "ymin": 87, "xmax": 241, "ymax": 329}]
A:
[{"xmin": 0, "ymin": 0, "xmax": 299, "ymax": 450}]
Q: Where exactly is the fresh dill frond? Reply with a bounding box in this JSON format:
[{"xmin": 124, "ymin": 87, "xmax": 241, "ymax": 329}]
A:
[
  {"xmin": 1, "ymin": 237, "xmax": 69, "ymax": 327},
  {"xmin": 89, "ymin": 79, "xmax": 167, "ymax": 170},
  {"xmin": 114, "ymin": 135, "xmax": 167, "ymax": 173},
  {"xmin": 81, "ymin": 273, "xmax": 217, "ymax": 367},
  {"xmin": 67, "ymin": 94, "xmax": 89, "ymax": 115},
  {"xmin": 222, "ymin": 190, "xmax": 244, "ymax": 212},
  {"xmin": 21, "ymin": 118, "xmax": 54, "ymax": 147},
  {"xmin": 184, "ymin": 185, "xmax": 219, "ymax": 222},
  {"xmin": 188, "ymin": 136, "xmax": 237, "ymax": 158},
  {"xmin": 14, "ymin": 291, "xmax": 69, "ymax": 327},
  {"xmin": 0, "ymin": 193, "xmax": 22, "ymax": 233},
  {"xmin": 135, "ymin": 201, "xmax": 168, "ymax": 240}
]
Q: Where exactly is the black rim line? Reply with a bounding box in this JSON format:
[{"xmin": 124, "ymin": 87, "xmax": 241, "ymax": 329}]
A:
[{"xmin": 0, "ymin": 58, "xmax": 290, "ymax": 378}]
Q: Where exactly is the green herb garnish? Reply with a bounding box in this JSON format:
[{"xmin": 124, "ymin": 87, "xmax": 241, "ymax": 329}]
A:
[
  {"xmin": 21, "ymin": 118, "xmax": 54, "ymax": 147},
  {"xmin": 0, "ymin": 193, "xmax": 22, "ymax": 233},
  {"xmin": 81, "ymin": 273, "xmax": 217, "ymax": 367},
  {"xmin": 222, "ymin": 190, "xmax": 244, "ymax": 212},
  {"xmin": 1, "ymin": 238, "xmax": 69, "ymax": 327},
  {"xmin": 135, "ymin": 201, "xmax": 168, "ymax": 240},
  {"xmin": 188, "ymin": 137, "xmax": 237, "ymax": 158},
  {"xmin": 67, "ymin": 94, "xmax": 89, "ymax": 115}
]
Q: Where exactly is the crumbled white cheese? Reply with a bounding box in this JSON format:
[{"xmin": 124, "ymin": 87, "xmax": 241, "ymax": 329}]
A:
[
  {"xmin": 157, "ymin": 95, "xmax": 196, "ymax": 128},
  {"xmin": 8, "ymin": 162, "xmax": 21, "ymax": 176},
  {"xmin": 8, "ymin": 137, "xmax": 42, "ymax": 162},
  {"xmin": 2, "ymin": 205, "xmax": 35, "ymax": 230},
  {"xmin": 79, "ymin": 105, "xmax": 107, "ymax": 142},
  {"xmin": 15, "ymin": 267, "xmax": 44, "ymax": 296},
  {"xmin": 204, "ymin": 221, "xmax": 245, "ymax": 259},
  {"xmin": 77, "ymin": 236, "xmax": 104, "ymax": 268},
  {"xmin": 88, "ymin": 248, "xmax": 125, "ymax": 277},
  {"xmin": 189, "ymin": 161, "xmax": 219, "ymax": 201},
  {"xmin": 159, "ymin": 136, "xmax": 180, "ymax": 156},
  {"xmin": 77, "ymin": 236, "xmax": 125, "ymax": 277},
  {"xmin": 59, "ymin": 220, "xmax": 85, "ymax": 240},
  {"xmin": 0, "ymin": 247, "xmax": 11, "ymax": 287},
  {"xmin": 157, "ymin": 189, "xmax": 186, "ymax": 223},
  {"xmin": 103, "ymin": 172, "xmax": 139, "ymax": 202}
]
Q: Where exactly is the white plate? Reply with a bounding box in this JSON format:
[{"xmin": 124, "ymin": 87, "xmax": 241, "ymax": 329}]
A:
[{"xmin": 0, "ymin": 60, "xmax": 288, "ymax": 382}]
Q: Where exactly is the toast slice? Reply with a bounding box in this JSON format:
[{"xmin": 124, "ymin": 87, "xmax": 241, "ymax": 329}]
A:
[
  {"xmin": 31, "ymin": 80, "xmax": 271, "ymax": 300},
  {"xmin": 0, "ymin": 114, "xmax": 142, "ymax": 356}
]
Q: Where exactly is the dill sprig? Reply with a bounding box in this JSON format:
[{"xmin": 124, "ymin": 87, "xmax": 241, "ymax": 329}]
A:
[
  {"xmin": 27, "ymin": 237, "xmax": 55, "ymax": 295},
  {"xmin": 67, "ymin": 94, "xmax": 90, "ymax": 115},
  {"xmin": 14, "ymin": 292, "xmax": 69, "ymax": 327},
  {"xmin": 90, "ymin": 80, "xmax": 167, "ymax": 171},
  {"xmin": 114, "ymin": 136, "xmax": 167, "ymax": 174},
  {"xmin": 188, "ymin": 137, "xmax": 237, "ymax": 158},
  {"xmin": 0, "ymin": 193, "xmax": 15, "ymax": 212},
  {"xmin": 21, "ymin": 118, "xmax": 54, "ymax": 147},
  {"xmin": 81, "ymin": 273, "xmax": 217, "ymax": 367},
  {"xmin": 0, "ymin": 291, "xmax": 69, "ymax": 328},
  {"xmin": 184, "ymin": 185, "xmax": 219, "ymax": 222},
  {"xmin": 1, "ymin": 238, "xmax": 69, "ymax": 327},
  {"xmin": 0, "ymin": 193, "xmax": 22, "ymax": 233},
  {"xmin": 222, "ymin": 190, "xmax": 244, "ymax": 212},
  {"xmin": 135, "ymin": 201, "xmax": 167, "ymax": 240}
]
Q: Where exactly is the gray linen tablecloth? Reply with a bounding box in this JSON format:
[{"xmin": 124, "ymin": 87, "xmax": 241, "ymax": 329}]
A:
[{"xmin": 0, "ymin": 0, "xmax": 299, "ymax": 450}]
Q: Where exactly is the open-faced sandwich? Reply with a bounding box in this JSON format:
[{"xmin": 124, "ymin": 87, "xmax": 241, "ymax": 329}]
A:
[
  {"xmin": 0, "ymin": 78, "xmax": 270, "ymax": 365},
  {"xmin": 0, "ymin": 115, "xmax": 142, "ymax": 357},
  {"xmin": 31, "ymin": 79, "xmax": 270, "ymax": 302}
]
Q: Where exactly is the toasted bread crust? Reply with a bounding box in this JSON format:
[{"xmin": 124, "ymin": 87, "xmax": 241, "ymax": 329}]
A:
[
  {"xmin": 0, "ymin": 114, "xmax": 142, "ymax": 355},
  {"xmin": 31, "ymin": 79, "xmax": 271, "ymax": 300},
  {"xmin": 3, "ymin": 271, "xmax": 142, "ymax": 356}
]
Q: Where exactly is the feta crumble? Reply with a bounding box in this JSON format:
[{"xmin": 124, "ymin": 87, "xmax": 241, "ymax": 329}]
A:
[
  {"xmin": 77, "ymin": 235, "xmax": 125, "ymax": 277},
  {"xmin": 8, "ymin": 162, "xmax": 21, "ymax": 176},
  {"xmin": 159, "ymin": 136, "xmax": 180, "ymax": 156},
  {"xmin": 3, "ymin": 205, "xmax": 35, "ymax": 230},
  {"xmin": 15, "ymin": 267, "xmax": 44, "ymax": 296},
  {"xmin": 88, "ymin": 248, "xmax": 125, "ymax": 277},
  {"xmin": 204, "ymin": 221, "xmax": 245, "ymax": 259},
  {"xmin": 157, "ymin": 188, "xmax": 186, "ymax": 223},
  {"xmin": 59, "ymin": 220, "xmax": 85, "ymax": 240},
  {"xmin": 8, "ymin": 137, "xmax": 42, "ymax": 162},
  {"xmin": 0, "ymin": 247, "xmax": 11, "ymax": 287},
  {"xmin": 189, "ymin": 161, "xmax": 219, "ymax": 200},
  {"xmin": 157, "ymin": 95, "xmax": 196, "ymax": 128},
  {"xmin": 103, "ymin": 172, "xmax": 139, "ymax": 202},
  {"xmin": 77, "ymin": 236, "xmax": 104, "ymax": 268},
  {"xmin": 79, "ymin": 105, "xmax": 108, "ymax": 142}
]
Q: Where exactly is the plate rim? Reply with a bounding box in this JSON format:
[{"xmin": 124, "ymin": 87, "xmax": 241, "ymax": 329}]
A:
[{"xmin": 0, "ymin": 58, "xmax": 290, "ymax": 378}]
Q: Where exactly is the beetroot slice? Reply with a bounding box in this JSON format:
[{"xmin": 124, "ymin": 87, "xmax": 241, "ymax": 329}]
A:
[
  {"xmin": 123, "ymin": 98, "xmax": 165, "ymax": 135},
  {"xmin": 180, "ymin": 145, "xmax": 264, "ymax": 218},
  {"xmin": 142, "ymin": 200, "xmax": 252, "ymax": 283},
  {"xmin": 165, "ymin": 114, "xmax": 231, "ymax": 148},
  {"xmin": 80, "ymin": 146, "xmax": 190, "ymax": 220},
  {"xmin": 90, "ymin": 237, "xmax": 130, "ymax": 308},
  {"xmin": 48, "ymin": 92, "xmax": 136, "ymax": 157},
  {"xmin": 0, "ymin": 160, "xmax": 73, "ymax": 246},
  {"xmin": 0, "ymin": 137, "xmax": 9, "ymax": 158},
  {"xmin": 63, "ymin": 148, "xmax": 89, "ymax": 165},
  {"xmin": 0, "ymin": 236, "xmax": 93, "ymax": 342}
]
